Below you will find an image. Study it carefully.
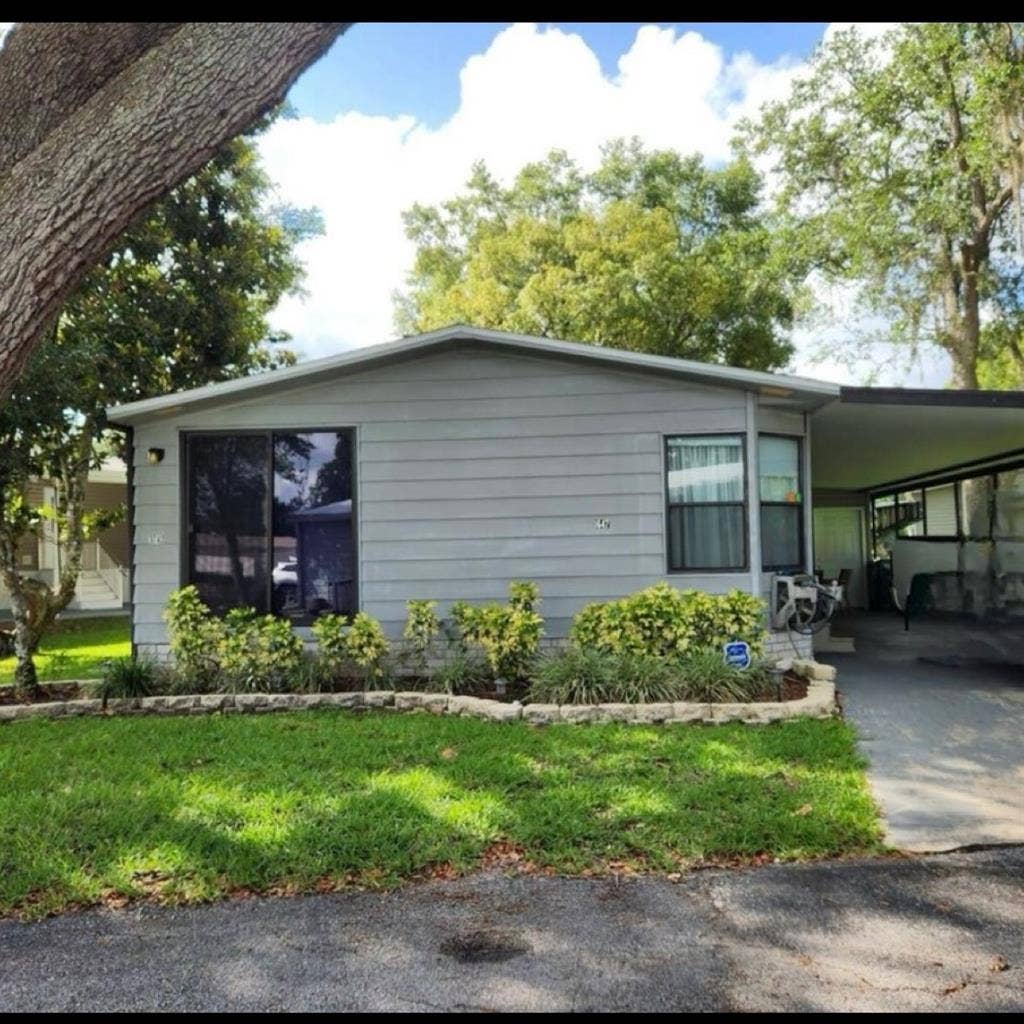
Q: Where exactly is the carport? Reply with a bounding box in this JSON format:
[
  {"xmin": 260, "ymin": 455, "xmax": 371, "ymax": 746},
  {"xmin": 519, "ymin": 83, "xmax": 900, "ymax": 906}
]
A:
[
  {"xmin": 809, "ymin": 387, "xmax": 1024, "ymax": 622},
  {"xmin": 807, "ymin": 388, "xmax": 1024, "ymax": 850}
]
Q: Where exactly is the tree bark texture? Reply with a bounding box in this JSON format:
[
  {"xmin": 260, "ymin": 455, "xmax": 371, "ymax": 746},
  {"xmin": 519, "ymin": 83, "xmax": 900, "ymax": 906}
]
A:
[{"xmin": 0, "ymin": 22, "xmax": 348, "ymax": 395}]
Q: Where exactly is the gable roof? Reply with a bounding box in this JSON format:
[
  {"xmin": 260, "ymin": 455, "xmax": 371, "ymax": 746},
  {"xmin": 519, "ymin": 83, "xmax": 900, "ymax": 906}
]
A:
[{"xmin": 105, "ymin": 324, "xmax": 841, "ymax": 424}]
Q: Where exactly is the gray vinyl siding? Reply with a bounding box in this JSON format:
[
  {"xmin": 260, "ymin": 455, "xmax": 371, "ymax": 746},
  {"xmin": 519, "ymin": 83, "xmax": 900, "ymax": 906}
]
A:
[{"xmin": 129, "ymin": 347, "xmax": 796, "ymax": 650}]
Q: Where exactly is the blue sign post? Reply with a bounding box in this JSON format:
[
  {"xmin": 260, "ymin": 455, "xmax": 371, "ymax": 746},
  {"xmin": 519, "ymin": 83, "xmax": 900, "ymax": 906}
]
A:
[{"xmin": 723, "ymin": 640, "xmax": 752, "ymax": 671}]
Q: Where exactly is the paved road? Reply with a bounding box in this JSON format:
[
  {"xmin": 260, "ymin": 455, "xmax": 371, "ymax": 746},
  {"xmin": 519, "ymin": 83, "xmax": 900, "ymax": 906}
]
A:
[
  {"xmin": 1, "ymin": 849, "xmax": 1021, "ymax": 1012},
  {"xmin": 828, "ymin": 614, "xmax": 1024, "ymax": 852}
]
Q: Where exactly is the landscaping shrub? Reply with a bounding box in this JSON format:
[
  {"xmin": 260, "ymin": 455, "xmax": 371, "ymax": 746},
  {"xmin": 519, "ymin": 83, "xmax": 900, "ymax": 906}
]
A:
[
  {"xmin": 344, "ymin": 612, "xmax": 391, "ymax": 685},
  {"xmin": 310, "ymin": 613, "xmax": 350, "ymax": 669},
  {"xmin": 529, "ymin": 648, "xmax": 680, "ymax": 705},
  {"xmin": 164, "ymin": 586, "xmax": 225, "ymax": 688},
  {"xmin": 218, "ymin": 608, "xmax": 305, "ymax": 693},
  {"xmin": 291, "ymin": 651, "xmax": 344, "ymax": 694},
  {"xmin": 676, "ymin": 649, "xmax": 774, "ymax": 703},
  {"xmin": 311, "ymin": 610, "xmax": 390, "ymax": 685},
  {"xmin": 432, "ymin": 649, "xmax": 492, "ymax": 695},
  {"xmin": 402, "ymin": 599, "xmax": 440, "ymax": 675},
  {"xmin": 92, "ymin": 655, "xmax": 159, "ymax": 702},
  {"xmin": 448, "ymin": 581, "xmax": 544, "ymax": 681},
  {"xmin": 569, "ymin": 582, "xmax": 766, "ymax": 658}
]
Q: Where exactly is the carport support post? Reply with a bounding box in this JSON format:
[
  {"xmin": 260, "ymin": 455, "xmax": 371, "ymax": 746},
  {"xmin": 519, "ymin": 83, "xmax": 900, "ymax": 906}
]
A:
[
  {"xmin": 746, "ymin": 392, "xmax": 762, "ymax": 599},
  {"xmin": 803, "ymin": 412, "xmax": 814, "ymax": 574}
]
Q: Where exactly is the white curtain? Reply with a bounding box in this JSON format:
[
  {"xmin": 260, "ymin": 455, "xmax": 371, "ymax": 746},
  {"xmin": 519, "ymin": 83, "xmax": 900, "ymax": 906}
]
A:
[
  {"xmin": 667, "ymin": 436, "xmax": 745, "ymax": 569},
  {"xmin": 667, "ymin": 436, "xmax": 744, "ymax": 503}
]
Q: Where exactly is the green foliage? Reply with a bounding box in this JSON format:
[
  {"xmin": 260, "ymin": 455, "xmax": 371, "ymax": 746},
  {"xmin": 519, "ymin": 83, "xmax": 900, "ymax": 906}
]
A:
[
  {"xmin": 569, "ymin": 583, "xmax": 766, "ymax": 658},
  {"xmin": 402, "ymin": 599, "xmax": 441, "ymax": 674},
  {"xmin": 676, "ymin": 649, "xmax": 773, "ymax": 704},
  {"xmin": 344, "ymin": 612, "xmax": 391, "ymax": 683},
  {"xmin": 978, "ymin": 317, "xmax": 1024, "ymax": 388},
  {"xmin": 165, "ymin": 585, "xmax": 304, "ymax": 693},
  {"xmin": 529, "ymin": 648, "xmax": 679, "ymax": 705},
  {"xmin": 164, "ymin": 586, "xmax": 224, "ymax": 688},
  {"xmin": 217, "ymin": 609, "xmax": 305, "ymax": 694},
  {"xmin": 448, "ymin": 582, "xmax": 545, "ymax": 681},
  {"xmin": 398, "ymin": 139, "xmax": 799, "ymax": 370},
  {"xmin": 741, "ymin": 23, "xmax": 1024, "ymax": 388},
  {"xmin": 92, "ymin": 656, "xmax": 158, "ymax": 702},
  {"xmin": 0, "ymin": 111, "xmax": 321, "ymax": 681},
  {"xmin": 310, "ymin": 613, "xmax": 350, "ymax": 668},
  {"xmin": 530, "ymin": 643, "xmax": 774, "ymax": 706},
  {"xmin": 432, "ymin": 649, "xmax": 493, "ymax": 696}
]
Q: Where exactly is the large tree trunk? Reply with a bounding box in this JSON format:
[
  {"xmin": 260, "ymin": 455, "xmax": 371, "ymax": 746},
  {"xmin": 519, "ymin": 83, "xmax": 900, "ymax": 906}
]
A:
[{"xmin": 0, "ymin": 22, "xmax": 348, "ymax": 396}]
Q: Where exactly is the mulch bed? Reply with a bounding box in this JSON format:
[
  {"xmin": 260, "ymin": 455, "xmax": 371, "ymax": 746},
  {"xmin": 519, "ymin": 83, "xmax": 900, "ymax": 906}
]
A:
[
  {"xmin": 0, "ymin": 681, "xmax": 85, "ymax": 705},
  {"xmin": 750, "ymin": 671, "xmax": 809, "ymax": 703}
]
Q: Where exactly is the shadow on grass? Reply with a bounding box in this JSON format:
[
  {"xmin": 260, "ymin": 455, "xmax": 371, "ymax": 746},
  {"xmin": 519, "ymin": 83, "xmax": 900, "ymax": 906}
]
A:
[{"xmin": 0, "ymin": 711, "xmax": 883, "ymax": 917}]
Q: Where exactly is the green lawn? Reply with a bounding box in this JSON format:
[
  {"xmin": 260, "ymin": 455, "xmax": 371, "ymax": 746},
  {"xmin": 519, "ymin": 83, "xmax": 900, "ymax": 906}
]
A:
[
  {"xmin": 0, "ymin": 615, "xmax": 130, "ymax": 685},
  {"xmin": 0, "ymin": 712, "xmax": 882, "ymax": 918}
]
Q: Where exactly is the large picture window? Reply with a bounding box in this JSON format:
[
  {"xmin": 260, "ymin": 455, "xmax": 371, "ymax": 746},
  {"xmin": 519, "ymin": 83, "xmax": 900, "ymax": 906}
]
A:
[
  {"xmin": 186, "ymin": 430, "xmax": 355, "ymax": 621},
  {"xmin": 665, "ymin": 435, "xmax": 746, "ymax": 571},
  {"xmin": 759, "ymin": 435, "xmax": 803, "ymax": 572}
]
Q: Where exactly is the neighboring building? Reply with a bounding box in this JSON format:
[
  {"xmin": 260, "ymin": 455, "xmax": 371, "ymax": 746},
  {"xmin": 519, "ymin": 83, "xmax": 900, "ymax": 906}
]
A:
[
  {"xmin": 0, "ymin": 460, "xmax": 129, "ymax": 614},
  {"xmin": 105, "ymin": 325, "xmax": 1024, "ymax": 658}
]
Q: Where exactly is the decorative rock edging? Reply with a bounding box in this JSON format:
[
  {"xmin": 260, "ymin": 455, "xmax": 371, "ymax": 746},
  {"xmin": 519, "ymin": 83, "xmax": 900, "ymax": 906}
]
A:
[{"xmin": 0, "ymin": 659, "xmax": 838, "ymax": 726}]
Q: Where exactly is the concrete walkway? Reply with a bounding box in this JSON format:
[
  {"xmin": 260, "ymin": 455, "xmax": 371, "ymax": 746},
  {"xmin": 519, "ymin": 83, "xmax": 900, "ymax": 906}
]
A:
[
  {"xmin": 825, "ymin": 614, "xmax": 1024, "ymax": 852},
  {"xmin": 1, "ymin": 850, "xmax": 1021, "ymax": 1012}
]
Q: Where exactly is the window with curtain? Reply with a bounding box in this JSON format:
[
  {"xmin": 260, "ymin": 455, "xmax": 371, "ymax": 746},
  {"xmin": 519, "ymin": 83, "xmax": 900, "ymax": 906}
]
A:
[
  {"xmin": 759, "ymin": 435, "xmax": 803, "ymax": 571},
  {"xmin": 665, "ymin": 435, "xmax": 746, "ymax": 571}
]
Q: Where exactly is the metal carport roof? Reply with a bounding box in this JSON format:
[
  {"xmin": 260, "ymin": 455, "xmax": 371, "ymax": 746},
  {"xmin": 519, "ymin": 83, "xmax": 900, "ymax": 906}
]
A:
[{"xmin": 811, "ymin": 388, "xmax": 1024, "ymax": 492}]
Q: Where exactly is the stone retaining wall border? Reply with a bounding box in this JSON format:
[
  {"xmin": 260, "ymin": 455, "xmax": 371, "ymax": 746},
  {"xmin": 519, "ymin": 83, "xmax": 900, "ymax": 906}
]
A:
[{"xmin": 0, "ymin": 660, "xmax": 837, "ymax": 726}]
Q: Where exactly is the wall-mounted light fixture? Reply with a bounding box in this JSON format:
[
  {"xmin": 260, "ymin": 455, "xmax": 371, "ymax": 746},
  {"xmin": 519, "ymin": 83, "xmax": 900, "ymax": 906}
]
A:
[{"xmin": 146, "ymin": 448, "xmax": 165, "ymax": 465}]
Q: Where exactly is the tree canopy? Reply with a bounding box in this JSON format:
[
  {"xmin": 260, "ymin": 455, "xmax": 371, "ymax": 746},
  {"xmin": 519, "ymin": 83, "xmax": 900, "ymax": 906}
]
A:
[
  {"xmin": 397, "ymin": 140, "xmax": 803, "ymax": 371},
  {"xmin": 741, "ymin": 22, "xmax": 1024, "ymax": 388}
]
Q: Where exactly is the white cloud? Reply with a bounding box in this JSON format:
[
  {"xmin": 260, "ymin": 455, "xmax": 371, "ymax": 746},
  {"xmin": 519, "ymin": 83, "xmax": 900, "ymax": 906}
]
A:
[
  {"xmin": 262, "ymin": 21, "xmax": 936, "ymax": 386},
  {"xmin": 0, "ymin": 23, "xmax": 12, "ymax": 48}
]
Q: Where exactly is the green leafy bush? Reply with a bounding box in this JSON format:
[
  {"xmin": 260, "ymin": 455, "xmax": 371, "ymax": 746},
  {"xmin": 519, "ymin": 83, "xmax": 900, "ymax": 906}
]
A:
[
  {"xmin": 164, "ymin": 586, "xmax": 225, "ymax": 688},
  {"xmin": 448, "ymin": 581, "xmax": 544, "ymax": 681},
  {"xmin": 218, "ymin": 608, "xmax": 305, "ymax": 693},
  {"xmin": 569, "ymin": 583, "xmax": 766, "ymax": 658},
  {"xmin": 345, "ymin": 612, "xmax": 390, "ymax": 684},
  {"xmin": 310, "ymin": 613, "xmax": 350, "ymax": 668},
  {"xmin": 529, "ymin": 648, "xmax": 679, "ymax": 705},
  {"xmin": 92, "ymin": 655, "xmax": 159, "ymax": 702},
  {"xmin": 402, "ymin": 599, "xmax": 440, "ymax": 675}
]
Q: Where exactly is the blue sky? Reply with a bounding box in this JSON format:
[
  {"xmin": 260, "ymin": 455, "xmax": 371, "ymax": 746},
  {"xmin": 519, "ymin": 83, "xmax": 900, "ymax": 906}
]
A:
[
  {"xmin": 258, "ymin": 22, "xmax": 945, "ymax": 387},
  {"xmin": 289, "ymin": 23, "xmax": 830, "ymax": 125}
]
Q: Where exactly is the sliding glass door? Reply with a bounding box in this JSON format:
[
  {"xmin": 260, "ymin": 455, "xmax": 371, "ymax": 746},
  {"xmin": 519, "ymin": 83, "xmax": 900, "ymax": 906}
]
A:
[{"xmin": 185, "ymin": 430, "xmax": 355, "ymax": 621}]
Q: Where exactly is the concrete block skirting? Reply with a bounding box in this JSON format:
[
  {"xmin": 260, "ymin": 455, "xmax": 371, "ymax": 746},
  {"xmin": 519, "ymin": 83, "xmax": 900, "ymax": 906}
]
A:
[{"xmin": 0, "ymin": 660, "xmax": 837, "ymax": 726}]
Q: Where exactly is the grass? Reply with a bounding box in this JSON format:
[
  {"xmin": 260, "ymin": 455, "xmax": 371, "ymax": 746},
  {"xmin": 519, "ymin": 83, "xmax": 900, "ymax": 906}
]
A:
[
  {"xmin": 0, "ymin": 712, "xmax": 882, "ymax": 918},
  {"xmin": 0, "ymin": 615, "xmax": 130, "ymax": 684}
]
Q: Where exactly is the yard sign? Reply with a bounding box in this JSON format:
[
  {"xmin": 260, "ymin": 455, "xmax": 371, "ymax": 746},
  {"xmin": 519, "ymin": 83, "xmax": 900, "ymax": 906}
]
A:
[{"xmin": 722, "ymin": 640, "xmax": 751, "ymax": 671}]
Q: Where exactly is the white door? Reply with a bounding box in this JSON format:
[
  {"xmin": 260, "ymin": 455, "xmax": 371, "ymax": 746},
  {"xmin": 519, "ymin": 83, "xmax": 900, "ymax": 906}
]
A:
[{"xmin": 813, "ymin": 506, "xmax": 866, "ymax": 608}]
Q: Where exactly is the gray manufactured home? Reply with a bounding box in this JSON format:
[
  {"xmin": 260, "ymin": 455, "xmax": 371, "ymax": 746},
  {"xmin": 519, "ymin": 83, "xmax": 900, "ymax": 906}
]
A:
[{"xmin": 107, "ymin": 325, "xmax": 1024, "ymax": 657}]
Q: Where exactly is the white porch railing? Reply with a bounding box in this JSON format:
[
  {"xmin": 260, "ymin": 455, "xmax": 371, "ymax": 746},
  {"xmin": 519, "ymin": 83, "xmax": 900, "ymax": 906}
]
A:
[{"xmin": 96, "ymin": 544, "xmax": 128, "ymax": 605}]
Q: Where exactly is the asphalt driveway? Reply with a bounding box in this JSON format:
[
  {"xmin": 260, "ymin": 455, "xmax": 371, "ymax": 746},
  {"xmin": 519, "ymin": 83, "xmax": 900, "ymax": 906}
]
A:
[
  {"xmin": 1, "ymin": 849, "xmax": 1021, "ymax": 1012},
  {"xmin": 826, "ymin": 614, "xmax": 1024, "ymax": 852}
]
